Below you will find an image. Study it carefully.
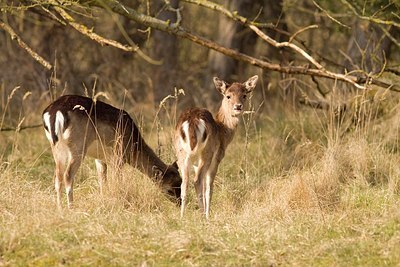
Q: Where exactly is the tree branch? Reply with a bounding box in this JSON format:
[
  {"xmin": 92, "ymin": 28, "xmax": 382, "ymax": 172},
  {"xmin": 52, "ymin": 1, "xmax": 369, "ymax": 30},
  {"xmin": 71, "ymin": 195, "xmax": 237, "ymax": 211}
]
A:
[
  {"xmin": 89, "ymin": 0, "xmax": 400, "ymax": 92},
  {"xmin": 0, "ymin": 19, "xmax": 52, "ymax": 70},
  {"xmin": 249, "ymin": 25, "xmax": 372, "ymax": 90},
  {"xmin": 249, "ymin": 24, "xmax": 325, "ymax": 71},
  {"xmin": 288, "ymin": 25, "xmax": 318, "ymax": 43},
  {"xmin": 312, "ymin": 0, "xmax": 351, "ymax": 29},
  {"xmin": 181, "ymin": 0, "xmax": 275, "ymax": 29},
  {"xmin": 341, "ymin": 0, "xmax": 400, "ymax": 28},
  {"xmin": 52, "ymin": 2, "xmax": 161, "ymax": 65}
]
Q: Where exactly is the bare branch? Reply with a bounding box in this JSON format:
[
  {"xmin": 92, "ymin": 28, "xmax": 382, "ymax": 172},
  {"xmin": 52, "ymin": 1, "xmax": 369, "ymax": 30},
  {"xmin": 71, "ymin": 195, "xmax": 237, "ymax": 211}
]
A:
[
  {"xmin": 181, "ymin": 0, "xmax": 275, "ymax": 28},
  {"xmin": 288, "ymin": 25, "xmax": 318, "ymax": 43},
  {"xmin": 299, "ymin": 98, "xmax": 330, "ymax": 110},
  {"xmin": 249, "ymin": 24, "xmax": 325, "ymax": 71},
  {"xmin": 90, "ymin": 0, "xmax": 400, "ymax": 92},
  {"xmin": 378, "ymin": 25, "xmax": 400, "ymax": 49},
  {"xmin": 312, "ymin": 0, "xmax": 351, "ymax": 29},
  {"xmin": 0, "ymin": 19, "xmax": 52, "ymax": 70},
  {"xmin": 341, "ymin": 0, "xmax": 400, "ymax": 28},
  {"xmin": 52, "ymin": 2, "xmax": 161, "ymax": 65}
]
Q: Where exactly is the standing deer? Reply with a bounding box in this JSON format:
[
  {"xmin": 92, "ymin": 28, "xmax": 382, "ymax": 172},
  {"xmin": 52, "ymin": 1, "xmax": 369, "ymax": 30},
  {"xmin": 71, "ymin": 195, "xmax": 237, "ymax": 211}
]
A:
[
  {"xmin": 175, "ymin": 75, "xmax": 258, "ymax": 219},
  {"xmin": 42, "ymin": 95, "xmax": 181, "ymax": 209}
]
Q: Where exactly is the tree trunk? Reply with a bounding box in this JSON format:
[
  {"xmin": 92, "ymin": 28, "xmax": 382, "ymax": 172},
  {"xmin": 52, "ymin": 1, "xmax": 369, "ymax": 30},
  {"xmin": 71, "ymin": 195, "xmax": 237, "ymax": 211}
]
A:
[
  {"xmin": 205, "ymin": 0, "xmax": 289, "ymax": 103},
  {"xmin": 150, "ymin": 0, "xmax": 179, "ymax": 104}
]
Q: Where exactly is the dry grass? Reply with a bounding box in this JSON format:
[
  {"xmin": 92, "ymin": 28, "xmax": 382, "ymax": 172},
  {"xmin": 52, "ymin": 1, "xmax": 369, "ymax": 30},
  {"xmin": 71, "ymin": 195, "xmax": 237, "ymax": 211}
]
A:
[{"xmin": 1, "ymin": 89, "xmax": 400, "ymax": 266}]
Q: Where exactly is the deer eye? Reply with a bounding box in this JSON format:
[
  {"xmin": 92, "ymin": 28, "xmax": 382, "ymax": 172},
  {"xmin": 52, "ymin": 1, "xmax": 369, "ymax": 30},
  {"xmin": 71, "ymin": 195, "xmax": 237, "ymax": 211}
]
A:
[{"xmin": 226, "ymin": 95, "xmax": 231, "ymax": 99}]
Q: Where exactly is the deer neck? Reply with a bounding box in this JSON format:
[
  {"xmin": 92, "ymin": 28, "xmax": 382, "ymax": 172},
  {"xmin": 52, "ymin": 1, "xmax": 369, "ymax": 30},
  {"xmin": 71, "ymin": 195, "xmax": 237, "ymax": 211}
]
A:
[
  {"xmin": 129, "ymin": 138, "xmax": 168, "ymax": 181},
  {"xmin": 215, "ymin": 104, "xmax": 239, "ymax": 146}
]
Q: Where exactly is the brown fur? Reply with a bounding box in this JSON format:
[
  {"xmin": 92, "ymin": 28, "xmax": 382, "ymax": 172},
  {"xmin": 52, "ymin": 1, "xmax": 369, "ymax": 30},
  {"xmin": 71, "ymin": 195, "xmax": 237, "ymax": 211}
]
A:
[
  {"xmin": 43, "ymin": 95, "xmax": 181, "ymax": 208},
  {"xmin": 176, "ymin": 107, "xmax": 215, "ymax": 151},
  {"xmin": 175, "ymin": 75, "xmax": 258, "ymax": 219}
]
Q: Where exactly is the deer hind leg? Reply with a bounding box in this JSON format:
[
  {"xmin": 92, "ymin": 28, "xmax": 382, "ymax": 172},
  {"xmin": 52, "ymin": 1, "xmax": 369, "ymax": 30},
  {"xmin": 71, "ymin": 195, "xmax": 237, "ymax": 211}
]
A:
[
  {"xmin": 62, "ymin": 145, "xmax": 85, "ymax": 209},
  {"xmin": 179, "ymin": 154, "xmax": 191, "ymax": 218},
  {"xmin": 54, "ymin": 160, "xmax": 65, "ymax": 210},
  {"xmin": 194, "ymin": 160, "xmax": 205, "ymax": 212},
  {"xmin": 95, "ymin": 159, "xmax": 107, "ymax": 196},
  {"xmin": 64, "ymin": 156, "xmax": 83, "ymax": 209},
  {"xmin": 52, "ymin": 144, "xmax": 70, "ymax": 209},
  {"xmin": 204, "ymin": 151, "xmax": 222, "ymax": 219},
  {"xmin": 204, "ymin": 163, "xmax": 218, "ymax": 219},
  {"xmin": 194, "ymin": 156, "xmax": 212, "ymax": 216}
]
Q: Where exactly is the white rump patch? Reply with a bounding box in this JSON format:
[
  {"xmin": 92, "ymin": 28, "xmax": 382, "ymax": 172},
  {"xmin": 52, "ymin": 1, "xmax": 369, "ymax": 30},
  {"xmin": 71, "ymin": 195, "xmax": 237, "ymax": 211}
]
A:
[
  {"xmin": 197, "ymin": 119, "xmax": 206, "ymax": 141},
  {"xmin": 43, "ymin": 112, "xmax": 52, "ymax": 143},
  {"xmin": 180, "ymin": 119, "xmax": 207, "ymax": 155},
  {"xmin": 62, "ymin": 127, "xmax": 71, "ymax": 140},
  {"xmin": 180, "ymin": 121, "xmax": 191, "ymax": 153},
  {"xmin": 54, "ymin": 111, "xmax": 65, "ymax": 138}
]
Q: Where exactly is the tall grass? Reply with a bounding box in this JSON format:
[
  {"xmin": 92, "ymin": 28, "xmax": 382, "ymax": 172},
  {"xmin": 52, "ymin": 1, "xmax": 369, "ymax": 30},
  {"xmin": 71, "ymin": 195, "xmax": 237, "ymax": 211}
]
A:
[{"xmin": 1, "ymin": 86, "xmax": 400, "ymax": 266}]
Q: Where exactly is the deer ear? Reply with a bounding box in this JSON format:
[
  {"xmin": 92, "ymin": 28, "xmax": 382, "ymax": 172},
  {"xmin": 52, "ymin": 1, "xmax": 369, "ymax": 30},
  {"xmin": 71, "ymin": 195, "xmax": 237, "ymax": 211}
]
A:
[
  {"xmin": 171, "ymin": 161, "xmax": 179, "ymax": 170},
  {"xmin": 152, "ymin": 165, "xmax": 164, "ymax": 179},
  {"xmin": 213, "ymin": 77, "xmax": 227, "ymax": 94},
  {"xmin": 243, "ymin": 75, "xmax": 258, "ymax": 93}
]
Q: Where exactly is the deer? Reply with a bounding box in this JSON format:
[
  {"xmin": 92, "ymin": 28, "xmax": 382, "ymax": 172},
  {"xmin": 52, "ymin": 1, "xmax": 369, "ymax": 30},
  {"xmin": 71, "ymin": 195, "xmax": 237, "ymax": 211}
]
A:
[
  {"xmin": 175, "ymin": 75, "xmax": 258, "ymax": 219},
  {"xmin": 42, "ymin": 95, "xmax": 182, "ymax": 209}
]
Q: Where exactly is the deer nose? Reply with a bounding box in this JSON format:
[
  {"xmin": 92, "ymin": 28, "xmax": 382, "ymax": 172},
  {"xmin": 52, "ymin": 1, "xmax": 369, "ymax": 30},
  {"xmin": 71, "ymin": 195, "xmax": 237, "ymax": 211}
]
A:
[{"xmin": 234, "ymin": 104, "xmax": 243, "ymax": 110}]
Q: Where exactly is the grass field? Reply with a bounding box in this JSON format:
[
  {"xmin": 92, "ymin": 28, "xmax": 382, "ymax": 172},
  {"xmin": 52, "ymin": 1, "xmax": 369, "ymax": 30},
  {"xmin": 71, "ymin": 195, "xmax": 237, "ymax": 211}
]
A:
[{"xmin": 1, "ymin": 93, "xmax": 400, "ymax": 266}]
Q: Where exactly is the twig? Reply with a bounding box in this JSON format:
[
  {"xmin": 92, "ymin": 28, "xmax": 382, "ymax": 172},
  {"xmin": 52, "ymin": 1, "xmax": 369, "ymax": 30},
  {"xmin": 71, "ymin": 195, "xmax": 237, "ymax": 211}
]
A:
[
  {"xmin": 53, "ymin": 3, "xmax": 161, "ymax": 65},
  {"xmin": 249, "ymin": 24, "xmax": 325, "ymax": 70},
  {"xmin": 181, "ymin": 0, "xmax": 275, "ymax": 29},
  {"xmin": 182, "ymin": 0, "xmax": 348, "ymax": 72},
  {"xmin": 166, "ymin": 5, "xmax": 183, "ymax": 26},
  {"xmin": 94, "ymin": 0, "xmax": 400, "ymax": 92},
  {"xmin": 341, "ymin": 0, "xmax": 400, "ymax": 28},
  {"xmin": 378, "ymin": 25, "xmax": 400, "ymax": 49},
  {"xmin": 0, "ymin": 20, "xmax": 52, "ymax": 70},
  {"xmin": 289, "ymin": 25, "xmax": 318, "ymax": 43},
  {"xmin": 312, "ymin": 0, "xmax": 351, "ymax": 29},
  {"xmin": 311, "ymin": 75, "xmax": 328, "ymax": 97}
]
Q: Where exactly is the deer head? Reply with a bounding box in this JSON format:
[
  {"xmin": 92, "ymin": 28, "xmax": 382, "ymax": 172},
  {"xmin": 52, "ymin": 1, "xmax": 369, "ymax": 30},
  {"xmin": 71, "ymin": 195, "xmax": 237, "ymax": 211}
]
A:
[
  {"xmin": 213, "ymin": 75, "xmax": 258, "ymax": 117},
  {"xmin": 153, "ymin": 161, "xmax": 182, "ymax": 204}
]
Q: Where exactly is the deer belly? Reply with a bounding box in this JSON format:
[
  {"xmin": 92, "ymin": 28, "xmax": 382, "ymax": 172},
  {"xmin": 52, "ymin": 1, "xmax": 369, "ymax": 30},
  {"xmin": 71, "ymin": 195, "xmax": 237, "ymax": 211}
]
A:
[{"xmin": 86, "ymin": 139, "xmax": 114, "ymax": 161}]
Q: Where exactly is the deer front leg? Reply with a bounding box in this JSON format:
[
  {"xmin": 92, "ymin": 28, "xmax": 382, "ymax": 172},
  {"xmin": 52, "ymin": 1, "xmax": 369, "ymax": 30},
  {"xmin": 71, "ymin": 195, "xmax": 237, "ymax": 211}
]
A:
[
  {"xmin": 54, "ymin": 165, "xmax": 64, "ymax": 210},
  {"xmin": 95, "ymin": 159, "xmax": 107, "ymax": 196},
  {"xmin": 178, "ymin": 155, "xmax": 191, "ymax": 218}
]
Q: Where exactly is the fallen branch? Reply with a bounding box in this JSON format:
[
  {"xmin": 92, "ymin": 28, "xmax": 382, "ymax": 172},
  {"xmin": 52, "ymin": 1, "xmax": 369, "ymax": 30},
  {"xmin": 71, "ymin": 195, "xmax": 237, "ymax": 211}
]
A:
[
  {"xmin": 0, "ymin": 124, "xmax": 42, "ymax": 132},
  {"xmin": 299, "ymin": 98, "xmax": 330, "ymax": 110},
  {"xmin": 0, "ymin": 19, "xmax": 52, "ymax": 70}
]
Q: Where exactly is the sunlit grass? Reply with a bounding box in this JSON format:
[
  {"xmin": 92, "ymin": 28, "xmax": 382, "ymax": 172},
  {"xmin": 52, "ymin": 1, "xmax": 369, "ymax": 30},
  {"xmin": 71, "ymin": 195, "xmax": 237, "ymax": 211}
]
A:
[{"xmin": 1, "ymin": 92, "xmax": 400, "ymax": 266}]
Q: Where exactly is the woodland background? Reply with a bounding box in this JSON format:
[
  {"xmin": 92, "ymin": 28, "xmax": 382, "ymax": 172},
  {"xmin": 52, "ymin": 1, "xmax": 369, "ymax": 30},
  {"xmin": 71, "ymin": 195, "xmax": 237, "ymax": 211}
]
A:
[{"xmin": 0, "ymin": 0, "xmax": 400, "ymax": 265}]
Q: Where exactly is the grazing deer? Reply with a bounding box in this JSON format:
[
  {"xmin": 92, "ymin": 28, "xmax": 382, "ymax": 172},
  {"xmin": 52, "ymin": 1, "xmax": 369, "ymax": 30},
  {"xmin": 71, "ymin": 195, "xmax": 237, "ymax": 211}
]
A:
[
  {"xmin": 175, "ymin": 75, "xmax": 258, "ymax": 219},
  {"xmin": 42, "ymin": 95, "xmax": 181, "ymax": 209}
]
